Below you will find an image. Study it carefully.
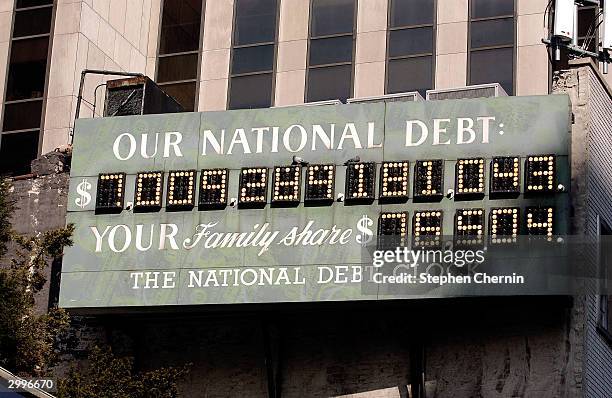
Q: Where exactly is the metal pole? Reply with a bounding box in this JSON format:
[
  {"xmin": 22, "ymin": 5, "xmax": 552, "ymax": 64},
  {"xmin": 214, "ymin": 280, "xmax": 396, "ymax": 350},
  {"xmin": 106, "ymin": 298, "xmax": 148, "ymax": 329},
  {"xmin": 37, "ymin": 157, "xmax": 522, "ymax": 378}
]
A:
[{"xmin": 71, "ymin": 69, "xmax": 145, "ymax": 144}]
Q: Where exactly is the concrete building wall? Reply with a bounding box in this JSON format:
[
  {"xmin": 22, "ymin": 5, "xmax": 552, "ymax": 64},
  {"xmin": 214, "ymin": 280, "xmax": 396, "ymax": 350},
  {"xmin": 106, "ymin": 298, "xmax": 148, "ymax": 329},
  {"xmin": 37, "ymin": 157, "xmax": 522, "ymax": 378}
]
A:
[
  {"xmin": 198, "ymin": 0, "xmax": 234, "ymax": 111},
  {"xmin": 273, "ymin": 0, "xmax": 309, "ymax": 107},
  {"xmin": 41, "ymin": 0, "xmax": 162, "ymax": 153},
  {"xmin": 353, "ymin": 0, "xmax": 387, "ymax": 99},
  {"xmin": 2, "ymin": 0, "xmax": 605, "ymax": 154}
]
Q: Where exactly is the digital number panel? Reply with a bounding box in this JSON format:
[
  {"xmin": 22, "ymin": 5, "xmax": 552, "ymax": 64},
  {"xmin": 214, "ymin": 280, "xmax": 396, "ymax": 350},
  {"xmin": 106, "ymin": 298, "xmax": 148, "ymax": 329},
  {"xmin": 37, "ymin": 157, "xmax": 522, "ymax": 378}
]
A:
[
  {"xmin": 95, "ymin": 173, "xmax": 125, "ymax": 214},
  {"xmin": 239, "ymin": 167, "xmax": 268, "ymax": 208},
  {"xmin": 304, "ymin": 164, "xmax": 335, "ymax": 205},
  {"xmin": 414, "ymin": 160, "xmax": 443, "ymax": 201},
  {"xmin": 199, "ymin": 168, "xmax": 228, "ymax": 210},
  {"xmin": 455, "ymin": 208, "xmax": 484, "ymax": 246},
  {"xmin": 489, "ymin": 207, "xmax": 519, "ymax": 244},
  {"xmin": 455, "ymin": 158, "xmax": 485, "ymax": 198},
  {"xmin": 379, "ymin": 161, "xmax": 409, "ymax": 203},
  {"xmin": 345, "ymin": 162, "xmax": 376, "ymax": 204},
  {"xmin": 272, "ymin": 165, "xmax": 301, "ymax": 206},
  {"xmin": 134, "ymin": 171, "xmax": 163, "ymax": 212},
  {"xmin": 490, "ymin": 156, "xmax": 520, "ymax": 197},
  {"xmin": 525, "ymin": 155, "xmax": 556, "ymax": 193},
  {"xmin": 378, "ymin": 211, "xmax": 408, "ymax": 248},
  {"xmin": 526, "ymin": 206, "xmax": 554, "ymax": 239},
  {"xmin": 413, "ymin": 211, "xmax": 443, "ymax": 247},
  {"xmin": 167, "ymin": 170, "xmax": 196, "ymax": 210}
]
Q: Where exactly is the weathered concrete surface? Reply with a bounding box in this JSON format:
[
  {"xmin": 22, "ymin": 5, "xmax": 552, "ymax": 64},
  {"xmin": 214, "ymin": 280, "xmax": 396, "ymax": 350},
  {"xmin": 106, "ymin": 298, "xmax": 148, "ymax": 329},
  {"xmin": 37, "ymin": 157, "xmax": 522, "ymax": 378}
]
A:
[{"xmin": 6, "ymin": 152, "xmax": 70, "ymax": 313}]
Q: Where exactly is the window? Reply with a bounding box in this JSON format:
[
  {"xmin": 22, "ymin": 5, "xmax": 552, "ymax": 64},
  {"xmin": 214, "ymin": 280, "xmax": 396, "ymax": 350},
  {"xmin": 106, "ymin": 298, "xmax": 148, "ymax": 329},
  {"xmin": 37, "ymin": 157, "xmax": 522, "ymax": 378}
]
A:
[
  {"xmin": 156, "ymin": 0, "xmax": 204, "ymax": 112},
  {"xmin": 386, "ymin": 0, "xmax": 436, "ymax": 96},
  {"xmin": 228, "ymin": 0, "xmax": 279, "ymax": 109},
  {"xmin": 306, "ymin": 0, "xmax": 356, "ymax": 103},
  {"xmin": 0, "ymin": 0, "xmax": 54, "ymax": 176},
  {"xmin": 468, "ymin": 0, "xmax": 515, "ymax": 95},
  {"xmin": 599, "ymin": 219, "xmax": 612, "ymax": 342},
  {"xmin": 577, "ymin": 4, "xmax": 598, "ymax": 53}
]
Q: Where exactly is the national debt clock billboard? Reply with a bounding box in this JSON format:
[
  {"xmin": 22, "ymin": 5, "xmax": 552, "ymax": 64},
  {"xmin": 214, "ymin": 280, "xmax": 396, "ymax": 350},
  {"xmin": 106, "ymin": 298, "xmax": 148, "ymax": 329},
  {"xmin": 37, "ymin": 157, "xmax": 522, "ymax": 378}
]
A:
[{"xmin": 60, "ymin": 95, "xmax": 572, "ymax": 309}]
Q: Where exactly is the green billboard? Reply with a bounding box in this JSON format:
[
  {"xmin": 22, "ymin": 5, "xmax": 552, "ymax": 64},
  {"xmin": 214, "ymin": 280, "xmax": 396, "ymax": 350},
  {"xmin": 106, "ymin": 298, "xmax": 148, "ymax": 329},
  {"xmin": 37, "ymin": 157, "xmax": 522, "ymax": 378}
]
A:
[{"xmin": 60, "ymin": 95, "xmax": 571, "ymax": 309}]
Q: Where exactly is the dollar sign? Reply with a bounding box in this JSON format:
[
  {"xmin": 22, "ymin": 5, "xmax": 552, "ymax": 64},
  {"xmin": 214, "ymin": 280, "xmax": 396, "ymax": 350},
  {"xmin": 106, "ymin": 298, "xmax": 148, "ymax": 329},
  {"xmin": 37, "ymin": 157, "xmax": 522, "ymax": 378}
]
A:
[
  {"xmin": 75, "ymin": 178, "xmax": 92, "ymax": 209},
  {"xmin": 356, "ymin": 215, "xmax": 373, "ymax": 245}
]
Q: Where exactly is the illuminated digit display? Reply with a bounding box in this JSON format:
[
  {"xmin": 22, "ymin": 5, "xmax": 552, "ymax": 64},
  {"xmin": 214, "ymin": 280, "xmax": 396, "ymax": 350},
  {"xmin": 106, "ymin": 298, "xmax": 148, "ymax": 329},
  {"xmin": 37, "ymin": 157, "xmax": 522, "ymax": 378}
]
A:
[
  {"xmin": 272, "ymin": 165, "xmax": 301, "ymax": 206},
  {"xmin": 526, "ymin": 206, "xmax": 554, "ymax": 238},
  {"xmin": 490, "ymin": 156, "xmax": 520, "ymax": 197},
  {"xmin": 199, "ymin": 168, "xmax": 228, "ymax": 210},
  {"xmin": 304, "ymin": 164, "xmax": 335, "ymax": 205},
  {"xmin": 413, "ymin": 210, "xmax": 443, "ymax": 247},
  {"xmin": 414, "ymin": 160, "xmax": 443, "ymax": 201},
  {"xmin": 166, "ymin": 170, "xmax": 196, "ymax": 210},
  {"xmin": 95, "ymin": 173, "xmax": 125, "ymax": 214},
  {"xmin": 345, "ymin": 162, "xmax": 376, "ymax": 204},
  {"xmin": 455, "ymin": 208, "xmax": 484, "ymax": 246},
  {"xmin": 134, "ymin": 171, "xmax": 164, "ymax": 211},
  {"xmin": 378, "ymin": 211, "xmax": 408, "ymax": 248},
  {"xmin": 489, "ymin": 207, "xmax": 519, "ymax": 244},
  {"xmin": 379, "ymin": 161, "xmax": 409, "ymax": 203},
  {"xmin": 455, "ymin": 158, "xmax": 485, "ymax": 197},
  {"xmin": 525, "ymin": 155, "xmax": 556, "ymax": 193},
  {"xmin": 239, "ymin": 167, "xmax": 268, "ymax": 208}
]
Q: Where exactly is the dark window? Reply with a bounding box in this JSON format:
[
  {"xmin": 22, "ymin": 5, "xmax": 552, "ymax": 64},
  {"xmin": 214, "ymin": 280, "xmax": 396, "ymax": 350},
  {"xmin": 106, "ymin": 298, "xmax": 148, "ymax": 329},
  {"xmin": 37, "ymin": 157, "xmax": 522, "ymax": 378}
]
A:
[
  {"xmin": 387, "ymin": 57, "xmax": 433, "ymax": 95},
  {"xmin": 12, "ymin": 7, "xmax": 53, "ymax": 38},
  {"xmin": 577, "ymin": 5, "xmax": 598, "ymax": 53},
  {"xmin": 6, "ymin": 37, "xmax": 50, "ymax": 101},
  {"xmin": 2, "ymin": 100, "xmax": 44, "ymax": 132},
  {"xmin": 229, "ymin": 73, "xmax": 274, "ymax": 110},
  {"xmin": 470, "ymin": 18, "xmax": 514, "ymax": 48},
  {"xmin": 306, "ymin": 0, "xmax": 355, "ymax": 102},
  {"xmin": 469, "ymin": 0, "xmax": 515, "ymax": 95},
  {"xmin": 310, "ymin": 0, "xmax": 355, "ymax": 36},
  {"xmin": 0, "ymin": 131, "xmax": 40, "ymax": 176},
  {"xmin": 16, "ymin": 0, "xmax": 53, "ymax": 8},
  {"xmin": 386, "ymin": 0, "xmax": 435, "ymax": 96},
  {"xmin": 470, "ymin": 0, "xmax": 514, "ymax": 19},
  {"xmin": 157, "ymin": 53, "xmax": 199, "ymax": 83},
  {"xmin": 469, "ymin": 47, "xmax": 513, "ymax": 93},
  {"xmin": 306, "ymin": 65, "xmax": 352, "ymax": 103},
  {"xmin": 388, "ymin": 27, "xmax": 434, "ymax": 58},
  {"xmin": 1, "ymin": 1, "xmax": 53, "ymax": 176},
  {"xmin": 156, "ymin": 0, "xmax": 203, "ymax": 111},
  {"xmin": 389, "ymin": 0, "xmax": 434, "ymax": 27},
  {"xmin": 231, "ymin": 44, "xmax": 275, "ymax": 74},
  {"xmin": 229, "ymin": 0, "xmax": 279, "ymax": 109},
  {"xmin": 159, "ymin": 0, "xmax": 203, "ymax": 54},
  {"xmin": 157, "ymin": 82, "xmax": 197, "ymax": 112},
  {"xmin": 233, "ymin": 0, "xmax": 277, "ymax": 45},
  {"xmin": 309, "ymin": 36, "xmax": 353, "ymax": 66},
  {"xmin": 599, "ymin": 221, "xmax": 612, "ymax": 341}
]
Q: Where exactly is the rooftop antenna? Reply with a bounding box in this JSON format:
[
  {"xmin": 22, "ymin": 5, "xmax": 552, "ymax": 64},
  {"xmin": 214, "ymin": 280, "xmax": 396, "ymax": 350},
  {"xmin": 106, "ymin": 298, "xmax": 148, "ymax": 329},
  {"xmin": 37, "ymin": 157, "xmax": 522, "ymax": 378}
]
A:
[{"xmin": 544, "ymin": 0, "xmax": 611, "ymax": 73}]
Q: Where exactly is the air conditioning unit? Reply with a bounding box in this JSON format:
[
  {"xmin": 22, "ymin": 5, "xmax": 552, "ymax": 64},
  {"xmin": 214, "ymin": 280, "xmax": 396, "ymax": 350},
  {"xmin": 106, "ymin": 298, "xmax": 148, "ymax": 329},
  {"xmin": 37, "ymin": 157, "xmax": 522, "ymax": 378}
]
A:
[
  {"xmin": 347, "ymin": 91, "xmax": 423, "ymax": 104},
  {"xmin": 303, "ymin": 99, "xmax": 343, "ymax": 106},
  {"xmin": 272, "ymin": 99, "xmax": 343, "ymax": 109},
  {"xmin": 104, "ymin": 76, "xmax": 183, "ymax": 117},
  {"xmin": 426, "ymin": 83, "xmax": 508, "ymax": 101}
]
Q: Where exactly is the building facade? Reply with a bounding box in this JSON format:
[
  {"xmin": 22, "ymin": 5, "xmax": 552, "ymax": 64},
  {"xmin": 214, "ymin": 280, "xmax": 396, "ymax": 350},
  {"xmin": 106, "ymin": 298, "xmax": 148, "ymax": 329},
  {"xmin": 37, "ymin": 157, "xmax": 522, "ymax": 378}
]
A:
[
  {"xmin": 1, "ymin": 0, "xmax": 611, "ymax": 176},
  {"xmin": 1, "ymin": 1, "xmax": 612, "ymax": 398}
]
